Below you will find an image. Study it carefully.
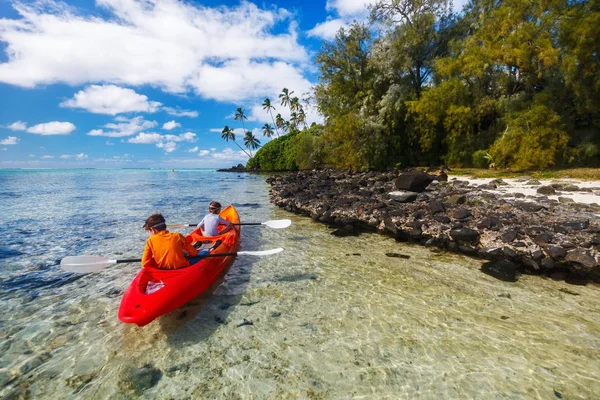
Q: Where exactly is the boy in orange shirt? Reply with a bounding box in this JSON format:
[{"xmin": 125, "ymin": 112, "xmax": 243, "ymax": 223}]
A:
[{"xmin": 142, "ymin": 214, "xmax": 198, "ymax": 269}]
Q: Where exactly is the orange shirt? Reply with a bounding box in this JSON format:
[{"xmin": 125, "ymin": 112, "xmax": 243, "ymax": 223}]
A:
[{"xmin": 142, "ymin": 230, "xmax": 198, "ymax": 269}]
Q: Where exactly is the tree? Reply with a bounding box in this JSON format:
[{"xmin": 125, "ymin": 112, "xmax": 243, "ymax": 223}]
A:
[
  {"xmin": 234, "ymin": 107, "xmax": 248, "ymax": 134},
  {"xmin": 262, "ymin": 123, "xmax": 275, "ymax": 139},
  {"xmin": 262, "ymin": 98, "xmax": 280, "ymax": 138},
  {"xmin": 279, "ymin": 88, "xmax": 294, "ymax": 110},
  {"xmin": 244, "ymin": 131, "xmax": 261, "ymax": 157},
  {"xmin": 222, "ymin": 125, "xmax": 251, "ymax": 157},
  {"xmin": 370, "ymin": 0, "xmax": 453, "ymax": 99},
  {"xmin": 275, "ymin": 114, "xmax": 285, "ymax": 133}
]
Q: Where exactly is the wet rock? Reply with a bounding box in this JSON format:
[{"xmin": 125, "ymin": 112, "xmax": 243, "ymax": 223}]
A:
[
  {"xmin": 120, "ymin": 364, "xmax": 162, "ymax": 395},
  {"xmin": 449, "ymin": 228, "xmax": 480, "ymax": 245},
  {"xmin": 526, "ymin": 180, "xmax": 541, "ymax": 185},
  {"xmin": 565, "ymin": 249, "xmax": 597, "ymax": 269},
  {"xmin": 453, "ymin": 209, "xmax": 472, "ymax": 220},
  {"xmin": 389, "ymin": 191, "xmax": 418, "ymax": 203},
  {"xmin": 534, "ymin": 232, "xmax": 553, "ymax": 245},
  {"xmin": 385, "ymin": 253, "xmax": 411, "ymax": 259},
  {"xmin": 447, "ymin": 194, "xmax": 466, "ymax": 204},
  {"xmin": 554, "ymin": 220, "xmax": 589, "ymax": 232},
  {"xmin": 545, "ymin": 245, "xmax": 567, "ymax": 259},
  {"xmin": 331, "ymin": 224, "xmax": 356, "ymax": 237},
  {"xmin": 537, "ymin": 186, "xmax": 556, "ymax": 195},
  {"xmin": 501, "ymin": 229, "xmax": 518, "ymax": 243},
  {"xmin": 477, "ymin": 216, "xmax": 502, "ymax": 231},
  {"xmin": 558, "ymin": 197, "xmax": 575, "ymax": 204},
  {"xmin": 481, "ymin": 260, "xmax": 519, "ymax": 282},
  {"xmin": 429, "ymin": 200, "xmax": 445, "ymax": 214},
  {"xmin": 433, "ymin": 215, "xmax": 450, "ymax": 223},
  {"xmin": 489, "ymin": 179, "xmax": 509, "ymax": 186},
  {"xmin": 394, "ymin": 171, "xmax": 434, "ymax": 192},
  {"xmin": 165, "ymin": 364, "xmax": 189, "ymax": 377},
  {"xmin": 515, "ymin": 202, "xmax": 546, "ymax": 212},
  {"xmin": 237, "ymin": 319, "xmax": 254, "ymax": 327}
]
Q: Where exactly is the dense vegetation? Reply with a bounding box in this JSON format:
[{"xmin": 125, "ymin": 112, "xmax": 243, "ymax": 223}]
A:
[{"xmin": 248, "ymin": 0, "xmax": 599, "ymax": 171}]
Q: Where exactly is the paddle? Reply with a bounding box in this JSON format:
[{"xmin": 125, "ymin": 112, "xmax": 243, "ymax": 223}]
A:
[
  {"xmin": 167, "ymin": 219, "xmax": 291, "ymax": 229},
  {"xmin": 60, "ymin": 248, "xmax": 284, "ymax": 273}
]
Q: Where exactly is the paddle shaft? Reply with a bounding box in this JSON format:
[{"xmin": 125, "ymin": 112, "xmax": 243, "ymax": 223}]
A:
[
  {"xmin": 173, "ymin": 223, "xmax": 265, "ymax": 227},
  {"xmin": 112, "ymin": 252, "xmax": 249, "ymax": 264}
]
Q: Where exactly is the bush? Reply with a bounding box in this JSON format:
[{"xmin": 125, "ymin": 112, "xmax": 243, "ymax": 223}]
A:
[{"xmin": 472, "ymin": 150, "xmax": 489, "ymax": 168}]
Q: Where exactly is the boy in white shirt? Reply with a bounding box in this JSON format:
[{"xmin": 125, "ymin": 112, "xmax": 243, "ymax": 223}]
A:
[{"xmin": 197, "ymin": 201, "xmax": 233, "ymax": 236}]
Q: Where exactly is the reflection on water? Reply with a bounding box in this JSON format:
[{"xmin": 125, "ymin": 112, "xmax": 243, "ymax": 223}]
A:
[{"xmin": 1, "ymin": 170, "xmax": 599, "ymax": 398}]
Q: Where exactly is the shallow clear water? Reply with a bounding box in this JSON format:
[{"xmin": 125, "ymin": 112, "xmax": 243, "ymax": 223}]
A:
[{"xmin": 1, "ymin": 169, "xmax": 599, "ymax": 399}]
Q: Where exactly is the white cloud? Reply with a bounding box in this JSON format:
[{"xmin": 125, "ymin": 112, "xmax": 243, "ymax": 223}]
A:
[
  {"xmin": 8, "ymin": 121, "xmax": 27, "ymax": 131},
  {"xmin": 127, "ymin": 132, "xmax": 163, "ymax": 144},
  {"xmin": 307, "ymin": 18, "xmax": 348, "ymax": 40},
  {"xmin": 325, "ymin": 0, "xmax": 376, "ymax": 18},
  {"xmin": 187, "ymin": 146, "xmax": 198, "ymax": 152},
  {"xmin": 87, "ymin": 116, "xmax": 157, "ymax": 137},
  {"xmin": 198, "ymin": 149, "xmax": 211, "ymax": 156},
  {"xmin": 60, "ymin": 84, "xmax": 162, "ymax": 115},
  {"xmin": 127, "ymin": 130, "xmax": 196, "ymax": 152},
  {"xmin": 106, "ymin": 140, "xmax": 114, "ymax": 145},
  {"xmin": 163, "ymin": 107, "xmax": 198, "ymax": 118},
  {"xmin": 162, "ymin": 120, "xmax": 181, "ymax": 130},
  {"xmin": 41, "ymin": 155, "xmax": 54, "ymax": 159},
  {"xmin": 0, "ymin": 136, "xmax": 19, "ymax": 145},
  {"xmin": 60, "ymin": 153, "xmax": 87, "ymax": 159},
  {"xmin": 27, "ymin": 121, "xmax": 76, "ymax": 135},
  {"xmin": 0, "ymin": 0, "xmax": 311, "ymax": 103},
  {"xmin": 157, "ymin": 141, "xmax": 177, "ymax": 153}
]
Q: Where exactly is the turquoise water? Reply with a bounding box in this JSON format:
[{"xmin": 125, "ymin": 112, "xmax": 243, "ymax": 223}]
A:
[{"xmin": 1, "ymin": 169, "xmax": 599, "ymax": 399}]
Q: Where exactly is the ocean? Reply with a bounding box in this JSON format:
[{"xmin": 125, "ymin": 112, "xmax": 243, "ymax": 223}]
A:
[{"xmin": 1, "ymin": 169, "xmax": 599, "ymax": 398}]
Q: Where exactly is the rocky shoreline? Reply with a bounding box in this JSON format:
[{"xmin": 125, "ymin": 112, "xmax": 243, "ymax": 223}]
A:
[{"xmin": 267, "ymin": 169, "xmax": 600, "ymax": 284}]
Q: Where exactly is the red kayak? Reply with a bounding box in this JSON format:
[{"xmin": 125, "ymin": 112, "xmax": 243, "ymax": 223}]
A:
[{"xmin": 118, "ymin": 205, "xmax": 240, "ymax": 327}]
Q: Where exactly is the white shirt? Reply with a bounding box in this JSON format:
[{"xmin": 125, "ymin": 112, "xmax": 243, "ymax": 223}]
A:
[{"xmin": 197, "ymin": 213, "xmax": 230, "ymax": 236}]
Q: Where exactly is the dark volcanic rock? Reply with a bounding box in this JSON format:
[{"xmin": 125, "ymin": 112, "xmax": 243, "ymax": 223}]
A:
[
  {"xmin": 481, "ymin": 260, "xmax": 519, "ymax": 282},
  {"xmin": 268, "ymin": 169, "xmax": 600, "ymax": 283},
  {"xmin": 449, "ymin": 228, "xmax": 480, "ymax": 245},
  {"xmin": 394, "ymin": 171, "xmax": 434, "ymax": 192}
]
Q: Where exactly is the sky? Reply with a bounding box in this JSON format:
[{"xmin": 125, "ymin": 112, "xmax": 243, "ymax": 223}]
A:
[{"xmin": 0, "ymin": 0, "xmax": 469, "ymax": 169}]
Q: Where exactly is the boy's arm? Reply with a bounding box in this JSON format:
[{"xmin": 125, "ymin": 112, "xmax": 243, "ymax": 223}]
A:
[
  {"xmin": 142, "ymin": 240, "xmax": 158, "ymax": 268},
  {"xmin": 219, "ymin": 217, "xmax": 233, "ymax": 233}
]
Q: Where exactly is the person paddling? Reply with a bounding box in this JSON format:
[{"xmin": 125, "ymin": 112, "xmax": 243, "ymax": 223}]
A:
[
  {"xmin": 142, "ymin": 214, "xmax": 198, "ymax": 269},
  {"xmin": 197, "ymin": 201, "xmax": 233, "ymax": 236}
]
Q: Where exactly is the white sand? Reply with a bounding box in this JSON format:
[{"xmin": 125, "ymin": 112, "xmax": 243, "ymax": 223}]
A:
[{"xmin": 449, "ymin": 176, "xmax": 600, "ymax": 206}]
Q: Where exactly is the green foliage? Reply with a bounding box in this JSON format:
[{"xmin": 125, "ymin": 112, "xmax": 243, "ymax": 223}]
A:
[
  {"xmin": 252, "ymin": 0, "xmax": 599, "ymax": 171},
  {"xmin": 489, "ymin": 102, "xmax": 570, "ymax": 170},
  {"xmin": 472, "ymin": 150, "xmax": 489, "ymax": 169},
  {"xmin": 246, "ymin": 130, "xmax": 299, "ymax": 171}
]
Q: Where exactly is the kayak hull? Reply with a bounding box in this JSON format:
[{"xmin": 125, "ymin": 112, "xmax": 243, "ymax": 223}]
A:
[{"xmin": 118, "ymin": 205, "xmax": 240, "ymax": 327}]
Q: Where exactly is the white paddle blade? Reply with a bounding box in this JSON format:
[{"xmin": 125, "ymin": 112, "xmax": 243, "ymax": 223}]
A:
[
  {"xmin": 263, "ymin": 219, "xmax": 291, "ymax": 229},
  {"xmin": 239, "ymin": 248, "xmax": 284, "ymax": 256},
  {"xmin": 60, "ymin": 256, "xmax": 117, "ymax": 273}
]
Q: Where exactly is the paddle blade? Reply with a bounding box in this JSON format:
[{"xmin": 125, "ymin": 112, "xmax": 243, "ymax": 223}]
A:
[
  {"xmin": 238, "ymin": 248, "xmax": 284, "ymax": 256},
  {"xmin": 262, "ymin": 219, "xmax": 291, "ymax": 229},
  {"xmin": 60, "ymin": 256, "xmax": 116, "ymax": 273}
]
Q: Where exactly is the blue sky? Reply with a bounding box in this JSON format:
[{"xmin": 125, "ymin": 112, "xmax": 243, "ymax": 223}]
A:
[{"xmin": 0, "ymin": 0, "xmax": 468, "ymax": 168}]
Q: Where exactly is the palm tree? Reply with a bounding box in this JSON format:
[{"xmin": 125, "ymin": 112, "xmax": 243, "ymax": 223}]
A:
[
  {"xmin": 279, "ymin": 88, "xmax": 294, "ymax": 110},
  {"xmin": 290, "ymin": 112, "xmax": 298, "ymax": 131},
  {"xmin": 290, "ymin": 96, "xmax": 300, "ymax": 112},
  {"xmin": 222, "ymin": 125, "xmax": 250, "ymax": 157},
  {"xmin": 297, "ymin": 108, "xmax": 308, "ymax": 130},
  {"xmin": 244, "ymin": 130, "xmax": 261, "ymax": 157},
  {"xmin": 262, "ymin": 123, "xmax": 275, "ymax": 139},
  {"xmin": 262, "ymin": 98, "xmax": 280, "ymax": 138},
  {"xmin": 234, "ymin": 107, "xmax": 248, "ymax": 134},
  {"xmin": 275, "ymin": 113, "xmax": 285, "ymax": 133}
]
